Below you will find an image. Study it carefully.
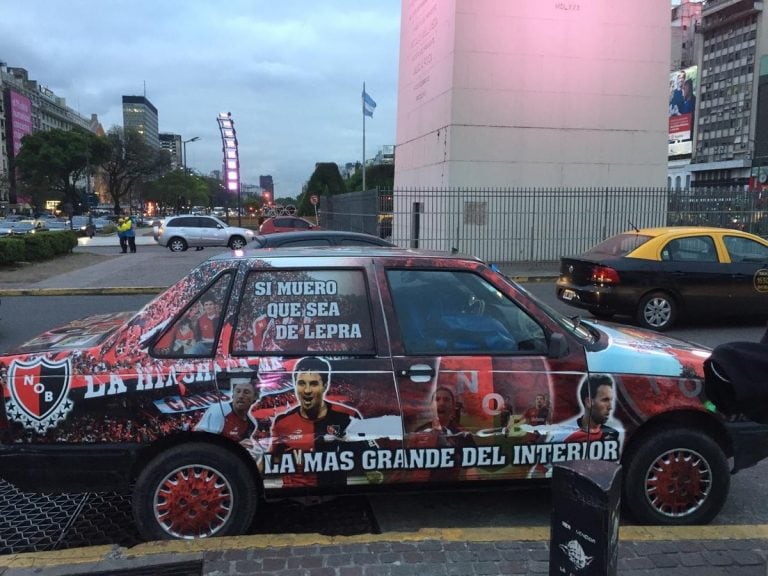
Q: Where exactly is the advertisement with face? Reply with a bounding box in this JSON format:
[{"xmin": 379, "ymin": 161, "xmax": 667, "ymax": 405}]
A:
[{"xmin": 669, "ymin": 65, "xmax": 697, "ymax": 157}]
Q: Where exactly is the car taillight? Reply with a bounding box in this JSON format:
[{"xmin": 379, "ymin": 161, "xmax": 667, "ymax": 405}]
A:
[{"xmin": 591, "ymin": 265, "xmax": 620, "ymax": 284}]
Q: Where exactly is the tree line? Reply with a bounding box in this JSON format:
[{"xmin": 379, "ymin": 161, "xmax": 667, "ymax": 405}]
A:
[{"xmin": 9, "ymin": 126, "xmax": 395, "ymax": 218}]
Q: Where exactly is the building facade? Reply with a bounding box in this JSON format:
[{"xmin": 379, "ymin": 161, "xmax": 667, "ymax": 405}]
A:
[
  {"xmin": 668, "ymin": 0, "xmax": 703, "ymax": 189},
  {"xmin": 0, "ymin": 63, "xmax": 99, "ymax": 211},
  {"xmin": 688, "ymin": 0, "xmax": 764, "ymax": 189},
  {"xmin": 160, "ymin": 132, "xmax": 182, "ymax": 169},
  {"xmin": 122, "ymin": 95, "xmax": 160, "ymax": 150}
]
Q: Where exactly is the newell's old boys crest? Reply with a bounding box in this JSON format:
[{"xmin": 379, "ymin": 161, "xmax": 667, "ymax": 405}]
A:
[{"xmin": 7, "ymin": 357, "xmax": 73, "ymax": 432}]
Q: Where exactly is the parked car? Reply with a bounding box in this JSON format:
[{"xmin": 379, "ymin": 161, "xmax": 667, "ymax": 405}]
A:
[
  {"xmin": 556, "ymin": 226, "xmax": 768, "ymax": 331},
  {"xmin": 259, "ymin": 215, "xmax": 320, "ymax": 234},
  {"xmin": 251, "ymin": 230, "xmax": 396, "ymax": 248},
  {"xmin": 1, "ymin": 248, "xmax": 765, "ymax": 541},
  {"xmin": 154, "ymin": 214, "xmax": 255, "ymax": 252}
]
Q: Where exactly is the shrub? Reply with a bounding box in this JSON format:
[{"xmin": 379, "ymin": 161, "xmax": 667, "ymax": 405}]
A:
[
  {"xmin": 0, "ymin": 231, "xmax": 78, "ymax": 265},
  {"xmin": 0, "ymin": 237, "xmax": 26, "ymax": 265},
  {"xmin": 22, "ymin": 233, "xmax": 56, "ymax": 261}
]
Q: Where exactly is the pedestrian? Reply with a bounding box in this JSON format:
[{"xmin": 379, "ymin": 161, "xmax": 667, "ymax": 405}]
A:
[
  {"xmin": 124, "ymin": 216, "xmax": 137, "ymax": 253},
  {"xmin": 117, "ymin": 216, "xmax": 128, "ymax": 253}
]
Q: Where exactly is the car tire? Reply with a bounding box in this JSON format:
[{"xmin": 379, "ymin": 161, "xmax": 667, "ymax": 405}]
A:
[
  {"xmin": 168, "ymin": 237, "xmax": 188, "ymax": 252},
  {"xmin": 132, "ymin": 443, "xmax": 257, "ymax": 541},
  {"xmin": 637, "ymin": 291, "xmax": 677, "ymax": 331},
  {"xmin": 623, "ymin": 427, "xmax": 729, "ymax": 525},
  {"xmin": 228, "ymin": 236, "xmax": 247, "ymax": 250}
]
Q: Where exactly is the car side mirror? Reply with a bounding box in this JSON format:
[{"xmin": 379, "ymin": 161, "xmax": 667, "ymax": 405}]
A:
[
  {"xmin": 217, "ymin": 224, "xmax": 224, "ymax": 229},
  {"xmin": 547, "ymin": 333, "xmax": 569, "ymax": 359}
]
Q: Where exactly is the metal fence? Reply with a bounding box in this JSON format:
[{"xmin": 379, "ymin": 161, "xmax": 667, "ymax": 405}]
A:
[{"xmin": 318, "ymin": 187, "xmax": 768, "ymax": 263}]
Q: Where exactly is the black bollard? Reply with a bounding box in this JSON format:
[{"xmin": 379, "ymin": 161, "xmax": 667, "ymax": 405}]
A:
[{"xmin": 549, "ymin": 460, "xmax": 621, "ymax": 576}]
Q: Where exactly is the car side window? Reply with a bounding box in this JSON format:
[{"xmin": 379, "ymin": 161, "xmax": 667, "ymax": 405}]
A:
[
  {"xmin": 663, "ymin": 236, "xmax": 718, "ymax": 262},
  {"xmin": 171, "ymin": 217, "xmax": 196, "ymax": 228},
  {"xmin": 152, "ymin": 273, "xmax": 233, "ymax": 357},
  {"xmin": 199, "ymin": 217, "xmax": 219, "ymax": 229},
  {"xmin": 273, "ymin": 218, "xmax": 289, "ymax": 228},
  {"xmin": 338, "ymin": 238, "xmax": 384, "ymax": 246},
  {"xmin": 277, "ymin": 238, "xmax": 332, "ymax": 247},
  {"xmin": 386, "ymin": 269, "xmax": 547, "ymax": 356},
  {"xmin": 232, "ymin": 269, "xmax": 376, "ymax": 355},
  {"xmin": 293, "ymin": 219, "xmax": 311, "ymax": 230},
  {"xmin": 723, "ymin": 235, "xmax": 768, "ymax": 263}
]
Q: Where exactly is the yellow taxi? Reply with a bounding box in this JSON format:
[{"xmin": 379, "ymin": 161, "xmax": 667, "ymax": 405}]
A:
[{"xmin": 556, "ymin": 227, "xmax": 768, "ymax": 330}]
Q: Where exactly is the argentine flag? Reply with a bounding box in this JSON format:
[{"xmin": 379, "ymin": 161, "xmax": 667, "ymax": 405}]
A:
[{"xmin": 363, "ymin": 89, "xmax": 377, "ymax": 117}]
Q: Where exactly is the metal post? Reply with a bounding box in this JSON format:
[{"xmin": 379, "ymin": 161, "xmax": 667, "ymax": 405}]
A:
[{"xmin": 410, "ymin": 201, "xmax": 422, "ymax": 249}]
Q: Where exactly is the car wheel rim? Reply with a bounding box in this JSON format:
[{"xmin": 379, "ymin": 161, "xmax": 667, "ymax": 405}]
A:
[
  {"xmin": 644, "ymin": 448, "xmax": 711, "ymax": 518},
  {"xmin": 643, "ymin": 298, "xmax": 671, "ymax": 328},
  {"xmin": 153, "ymin": 464, "xmax": 233, "ymax": 539}
]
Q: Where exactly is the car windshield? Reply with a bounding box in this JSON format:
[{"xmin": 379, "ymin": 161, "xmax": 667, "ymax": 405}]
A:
[
  {"xmin": 583, "ymin": 233, "xmax": 653, "ymax": 257},
  {"xmin": 491, "ymin": 267, "xmax": 597, "ymax": 343}
]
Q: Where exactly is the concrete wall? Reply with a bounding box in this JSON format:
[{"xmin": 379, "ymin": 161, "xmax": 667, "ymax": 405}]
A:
[{"xmin": 395, "ymin": 0, "xmax": 672, "ymax": 189}]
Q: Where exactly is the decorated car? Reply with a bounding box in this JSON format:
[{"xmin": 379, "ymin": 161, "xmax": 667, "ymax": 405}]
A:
[
  {"xmin": 1, "ymin": 247, "xmax": 766, "ymax": 541},
  {"xmin": 556, "ymin": 226, "xmax": 768, "ymax": 331}
]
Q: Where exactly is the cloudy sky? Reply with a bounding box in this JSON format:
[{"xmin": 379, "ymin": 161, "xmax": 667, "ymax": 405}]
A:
[{"xmin": 0, "ymin": 1, "xmax": 401, "ymax": 198}]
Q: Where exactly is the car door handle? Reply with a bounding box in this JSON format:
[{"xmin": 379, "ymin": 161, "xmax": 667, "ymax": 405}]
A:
[{"xmin": 400, "ymin": 364, "xmax": 434, "ymax": 382}]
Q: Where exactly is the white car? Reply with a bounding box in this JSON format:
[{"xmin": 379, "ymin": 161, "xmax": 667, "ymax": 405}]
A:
[{"xmin": 154, "ymin": 214, "xmax": 255, "ymax": 252}]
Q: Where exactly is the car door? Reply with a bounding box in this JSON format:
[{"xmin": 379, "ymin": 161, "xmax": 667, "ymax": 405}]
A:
[
  {"xmin": 721, "ymin": 233, "xmax": 768, "ymax": 314},
  {"xmin": 228, "ymin": 260, "xmax": 404, "ymax": 492},
  {"xmin": 657, "ymin": 234, "xmax": 735, "ymax": 316},
  {"xmin": 378, "ymin": 260, "xmax": 591, "ymax": 485},
  {"xmin": 198, "ymin": 217, "xmax": 225, "ymax": 245}
]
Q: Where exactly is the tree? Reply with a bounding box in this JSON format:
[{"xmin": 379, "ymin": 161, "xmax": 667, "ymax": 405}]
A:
[
  {"xmin": 298, "ymin": 162, "xmax": 346, "ymax": 215},
  {"xmin": 14, "ymin": 128, "xmax": 111, "ymax": 215},
  {"xmin": 145, "ymin": 170, "xmax": 209, "ymax": 214},
  {"xmin": 345, "ymin": 163, "xmax": 394, "ymax": 192},
  {"xmin": 98, "ymin": 127, "xmax": 170, "ymax": 215}
]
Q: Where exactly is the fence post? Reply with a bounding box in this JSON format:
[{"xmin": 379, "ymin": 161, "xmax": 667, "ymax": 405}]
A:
[
  {"xmin": 411, "ymin": 202, "xmax": 422, "ymax": 249},
  {"xmin": 549, "ymin": 460, "xmax": 621, "ymax": 576}
]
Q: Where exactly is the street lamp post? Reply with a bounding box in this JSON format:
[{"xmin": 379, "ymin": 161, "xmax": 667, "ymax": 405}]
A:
[{"xmin": 182, "ymin": 136, "xmax": 201, "ymax": 175}]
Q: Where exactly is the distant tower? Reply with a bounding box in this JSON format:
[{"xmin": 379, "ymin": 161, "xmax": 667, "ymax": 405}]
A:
[
  {"xmin": 122, "ymin": 95, "xmax": 160, "ymax": 149},
  {"xmin": 395, "ymin": 1, "xmax": 670, "ymax": 189},
  {"xmin": 159, "ymin": 133, "xmax": 183, "ymax": 169}
]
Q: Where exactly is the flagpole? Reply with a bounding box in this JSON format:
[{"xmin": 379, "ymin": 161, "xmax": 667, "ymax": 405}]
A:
[{"xmin": 362, "ymin": 82, "xmax": 367, "ymax": 192}]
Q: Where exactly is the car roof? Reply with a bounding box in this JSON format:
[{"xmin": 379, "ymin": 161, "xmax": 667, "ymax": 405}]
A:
[
  {"xmin": 252, "ymin": 230, "xmax": 395, "ymax": 247},
  {"xmin": 206, "ymin": 246, "xmax": 481, "ymax": 263},
  {"xmin": 632, "ymin": 226, "xmax": 759, "ymax": 237}
]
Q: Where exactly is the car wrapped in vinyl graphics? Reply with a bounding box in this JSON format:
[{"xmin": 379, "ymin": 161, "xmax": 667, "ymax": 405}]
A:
[{"xmin": 1, "ymin": 247, "xmax": 767, "ymax": 541}]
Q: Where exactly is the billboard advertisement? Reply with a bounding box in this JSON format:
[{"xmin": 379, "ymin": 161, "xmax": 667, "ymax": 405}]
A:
[
  {"xmin": 669, "ymin": 65, "xmax": 697, "ymax": 157},
  {"xmin": 8, "ymin": 90, "xmax": 33, "ymax": 157}
]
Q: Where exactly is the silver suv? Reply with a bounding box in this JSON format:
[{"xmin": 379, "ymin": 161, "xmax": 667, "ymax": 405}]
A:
[{"xmin": 154, "ymin": 215, "xmax": 255, "ymax": 252}]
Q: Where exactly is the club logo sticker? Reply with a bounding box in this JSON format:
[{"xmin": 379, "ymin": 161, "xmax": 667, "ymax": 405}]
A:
[
  {"xmin": 6, "ymin": 357, "xmax": 73, "ymax": 432},
  {"xmin": 754, "ymin": 269, "xmax": 768, "ymax": 293}
]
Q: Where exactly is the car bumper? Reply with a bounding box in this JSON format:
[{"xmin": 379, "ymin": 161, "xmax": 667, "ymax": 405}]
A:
[
  {"xmin": 555, "ymin": 279, "xmax": 646, "ymax": 316},
  {"xmin": 727, "ymin": 420, "xmax": 768, "ymax": 473}
]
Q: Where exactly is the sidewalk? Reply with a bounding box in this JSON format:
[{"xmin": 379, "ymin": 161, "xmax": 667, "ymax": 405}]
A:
[{"xmin": 2, "ymin": 526, "xmax": 767, "ymax": 575}]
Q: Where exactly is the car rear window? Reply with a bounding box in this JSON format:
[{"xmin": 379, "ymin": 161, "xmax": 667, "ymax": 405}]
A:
[
  {"xmin": 232, "ymin": 269, "xmax": 375, "ymax": 355},
  {"xmin": 584, "ymin": 233, "xmax": 653, "ymax": 257}
]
